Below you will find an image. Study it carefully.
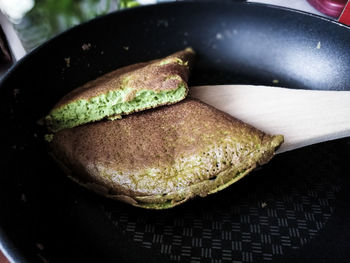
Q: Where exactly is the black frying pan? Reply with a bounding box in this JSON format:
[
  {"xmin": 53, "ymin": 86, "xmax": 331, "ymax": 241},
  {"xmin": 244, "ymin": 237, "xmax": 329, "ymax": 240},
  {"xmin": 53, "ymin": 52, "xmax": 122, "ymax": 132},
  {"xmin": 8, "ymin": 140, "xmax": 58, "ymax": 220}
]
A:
[{"xmin": 1, "ymin": 2, "xmax": 350, "ymax": 262}]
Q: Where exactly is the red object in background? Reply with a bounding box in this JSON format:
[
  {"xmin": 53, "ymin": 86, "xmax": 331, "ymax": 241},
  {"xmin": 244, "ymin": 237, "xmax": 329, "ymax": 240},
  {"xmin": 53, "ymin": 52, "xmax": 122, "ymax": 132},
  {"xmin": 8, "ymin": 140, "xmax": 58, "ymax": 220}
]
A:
[
  {"xmin": 307, "ymin": 0, "xmax": 347, "ymax": 17},
  {"xmin": 0, "ymin": 251, "xmax": 9, "ymax": 263},
  {"xmin": 339, "ymin": 1, "xmax": 350, "ymax": 24}
]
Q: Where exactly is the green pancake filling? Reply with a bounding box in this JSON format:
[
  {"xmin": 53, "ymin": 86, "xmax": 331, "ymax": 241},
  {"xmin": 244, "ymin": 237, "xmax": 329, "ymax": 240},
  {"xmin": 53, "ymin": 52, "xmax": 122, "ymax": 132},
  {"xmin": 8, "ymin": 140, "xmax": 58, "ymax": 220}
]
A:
[{"xmin": 45, "ymin": 83, "xmax": 187, "ymax": 132}]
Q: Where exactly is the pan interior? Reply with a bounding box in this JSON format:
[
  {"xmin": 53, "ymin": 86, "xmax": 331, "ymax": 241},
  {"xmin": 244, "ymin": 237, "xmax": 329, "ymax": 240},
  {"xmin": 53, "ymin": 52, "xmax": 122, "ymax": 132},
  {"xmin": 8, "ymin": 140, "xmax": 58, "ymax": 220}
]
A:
[{"xmin": 1, "ymin": 2, "xmax": 350, "ymax": 262}]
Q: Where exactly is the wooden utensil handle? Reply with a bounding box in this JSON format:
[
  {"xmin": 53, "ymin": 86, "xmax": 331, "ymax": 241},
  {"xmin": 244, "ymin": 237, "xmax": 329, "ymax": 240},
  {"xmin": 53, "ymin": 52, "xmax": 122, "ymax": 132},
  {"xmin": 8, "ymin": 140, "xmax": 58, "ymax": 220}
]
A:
[{"xmin": 190, "ymin": 85, "xmax": 350, "ymax": 154}]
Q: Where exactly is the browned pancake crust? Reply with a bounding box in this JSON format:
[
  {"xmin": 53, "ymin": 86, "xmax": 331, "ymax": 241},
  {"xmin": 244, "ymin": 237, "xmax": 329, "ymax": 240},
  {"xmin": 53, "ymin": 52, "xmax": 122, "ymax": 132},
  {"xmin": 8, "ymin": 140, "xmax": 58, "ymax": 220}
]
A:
[
  {"xmin": 50, "ymin": 98, "xmax": 283, "ymax": 208},
  {"xmin": 53, "ymin": 48, "xmax": 195, "ymax": 109}
]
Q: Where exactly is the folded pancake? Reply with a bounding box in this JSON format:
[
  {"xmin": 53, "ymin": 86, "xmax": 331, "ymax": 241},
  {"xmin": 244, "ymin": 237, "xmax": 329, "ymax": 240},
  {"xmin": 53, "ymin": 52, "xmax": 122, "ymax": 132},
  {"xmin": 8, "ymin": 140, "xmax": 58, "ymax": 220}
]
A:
[
  {"xmin": 49, "ymin": 98, "xmax": 283, "ymax": 209},
  {"xmin": 45, "ymin": 48, "xmax": 195, "ymax": 132}
]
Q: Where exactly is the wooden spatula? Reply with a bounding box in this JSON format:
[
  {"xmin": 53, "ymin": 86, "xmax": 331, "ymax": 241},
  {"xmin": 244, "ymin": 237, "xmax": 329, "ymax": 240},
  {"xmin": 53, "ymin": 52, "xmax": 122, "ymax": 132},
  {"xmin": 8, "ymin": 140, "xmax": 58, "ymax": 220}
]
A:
[{"xmin": 190, "ymin": 85, "xmax": 350, "ymax": 154}]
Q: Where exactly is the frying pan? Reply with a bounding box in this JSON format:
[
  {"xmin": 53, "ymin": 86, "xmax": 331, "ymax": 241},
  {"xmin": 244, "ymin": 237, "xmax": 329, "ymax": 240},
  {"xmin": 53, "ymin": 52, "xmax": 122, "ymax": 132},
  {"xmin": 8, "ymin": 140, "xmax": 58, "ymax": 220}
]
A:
[{"xmin": 1, "ymin": 1, "xmax": 350, "ymax": 262}]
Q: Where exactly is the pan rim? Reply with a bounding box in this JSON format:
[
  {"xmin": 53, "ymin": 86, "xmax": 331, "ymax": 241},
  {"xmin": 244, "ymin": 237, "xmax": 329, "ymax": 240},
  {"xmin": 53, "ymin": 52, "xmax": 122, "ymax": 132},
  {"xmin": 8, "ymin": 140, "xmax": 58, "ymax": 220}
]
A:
[{"xmin": 1, "ymin": 0, "xmax": 349, "ymax": 88}]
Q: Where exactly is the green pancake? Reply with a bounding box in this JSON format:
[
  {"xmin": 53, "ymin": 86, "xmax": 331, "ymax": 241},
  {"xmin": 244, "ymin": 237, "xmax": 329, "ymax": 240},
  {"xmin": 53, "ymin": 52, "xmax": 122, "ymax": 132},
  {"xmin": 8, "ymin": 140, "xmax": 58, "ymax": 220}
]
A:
[
  {"xmin": 49, "ymin": 98, "xmax": 284, "ymax": 209},
  {"xmin": 45, "ymin": 48, "xmax": 195, "ymax": 132}
]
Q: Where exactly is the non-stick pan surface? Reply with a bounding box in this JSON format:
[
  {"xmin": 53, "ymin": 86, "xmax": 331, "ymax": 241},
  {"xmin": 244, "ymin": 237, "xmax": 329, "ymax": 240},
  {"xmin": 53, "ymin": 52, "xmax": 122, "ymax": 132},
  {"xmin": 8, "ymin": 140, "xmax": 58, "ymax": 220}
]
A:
[{"xmin": 1, "ymin": 2, "xmax": 350, "ymax": 262}]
